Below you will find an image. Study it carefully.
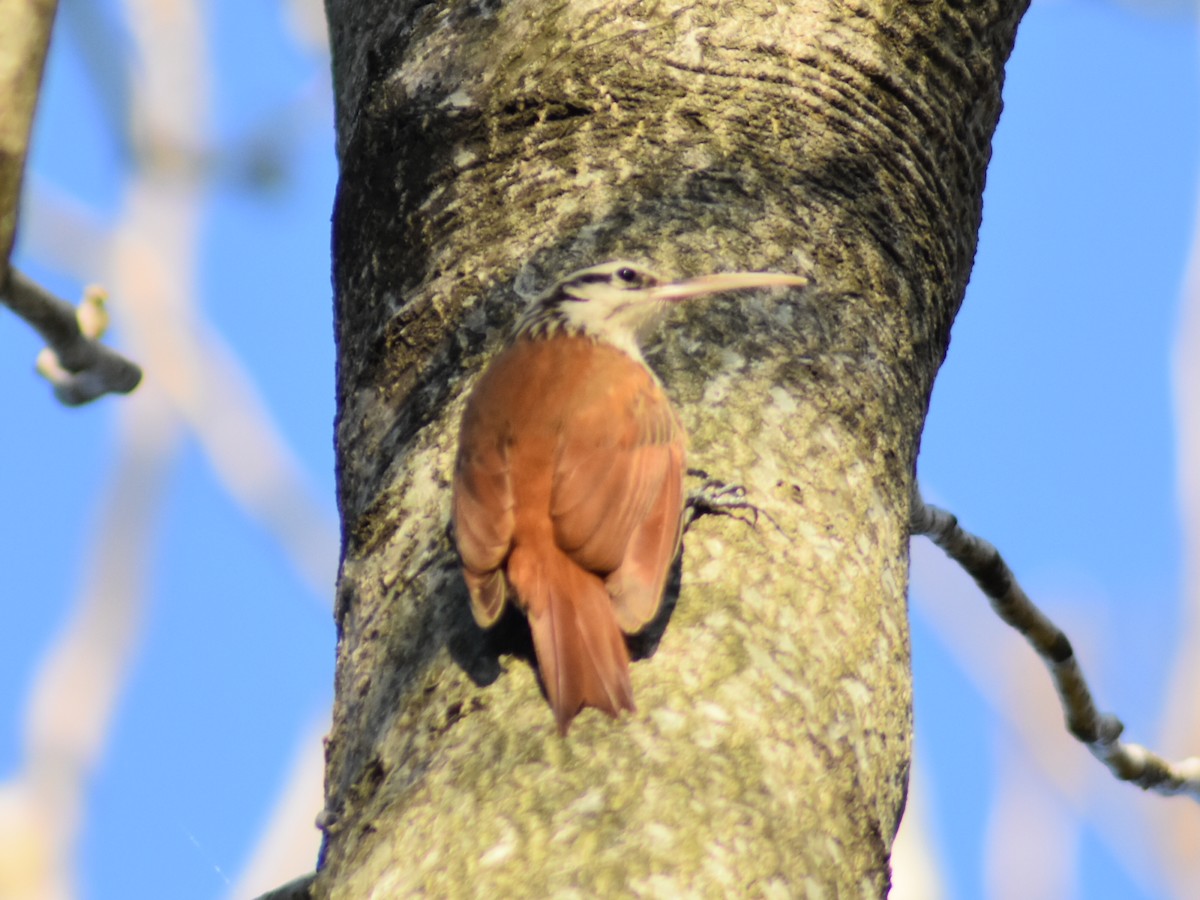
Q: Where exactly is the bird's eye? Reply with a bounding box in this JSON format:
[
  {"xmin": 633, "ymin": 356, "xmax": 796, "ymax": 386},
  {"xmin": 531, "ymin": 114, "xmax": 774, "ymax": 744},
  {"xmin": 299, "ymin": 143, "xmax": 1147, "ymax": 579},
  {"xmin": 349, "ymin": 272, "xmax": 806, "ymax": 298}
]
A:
[{"xmin": 616, "ymin": 267, "xmax": 637, "ymax": 283}]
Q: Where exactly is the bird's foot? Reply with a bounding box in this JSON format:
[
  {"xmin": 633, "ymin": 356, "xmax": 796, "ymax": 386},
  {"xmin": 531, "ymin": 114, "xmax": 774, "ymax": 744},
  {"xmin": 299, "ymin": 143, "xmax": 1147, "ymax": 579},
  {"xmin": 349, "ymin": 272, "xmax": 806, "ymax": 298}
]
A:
[{"xmin": 685, "ymin": 469, "xmax": 780, "ymax": 532}]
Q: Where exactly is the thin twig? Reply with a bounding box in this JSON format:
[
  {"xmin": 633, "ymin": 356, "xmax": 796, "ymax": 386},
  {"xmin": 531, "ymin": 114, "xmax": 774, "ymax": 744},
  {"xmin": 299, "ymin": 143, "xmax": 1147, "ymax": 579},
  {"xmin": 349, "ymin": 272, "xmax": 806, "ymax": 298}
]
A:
[
  {"xmin": 910, "ymin": 486, "xmax": 1200, "ymax": 801},
  {"xmin": 1, "ymin": 267, "xmax": 142, "ymax": 404}
]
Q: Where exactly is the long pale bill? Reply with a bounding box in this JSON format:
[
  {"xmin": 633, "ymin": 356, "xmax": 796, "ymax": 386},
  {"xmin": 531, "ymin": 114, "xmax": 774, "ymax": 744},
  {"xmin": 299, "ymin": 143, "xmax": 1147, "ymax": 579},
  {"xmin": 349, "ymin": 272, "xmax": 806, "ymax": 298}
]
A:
[{"xmin": 648, "ymin": 271, "xmax": 809, "ymax": 302}]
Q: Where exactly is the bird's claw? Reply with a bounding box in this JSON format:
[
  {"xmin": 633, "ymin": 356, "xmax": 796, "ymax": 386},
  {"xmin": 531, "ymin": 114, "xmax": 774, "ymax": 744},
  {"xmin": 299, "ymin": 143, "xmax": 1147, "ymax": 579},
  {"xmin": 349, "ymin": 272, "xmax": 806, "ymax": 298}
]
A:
[{"xmin": 685, "ymin": 470, "xmax": 778, "ymax": 532}]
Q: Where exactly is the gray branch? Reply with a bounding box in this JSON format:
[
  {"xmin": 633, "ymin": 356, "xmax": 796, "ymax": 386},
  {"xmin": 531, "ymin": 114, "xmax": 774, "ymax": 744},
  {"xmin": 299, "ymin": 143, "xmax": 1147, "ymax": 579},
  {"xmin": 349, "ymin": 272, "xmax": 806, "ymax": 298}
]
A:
[
  {"xmin": 1, "ymin": 268, "xmax": 142, "ymax": 405},
  {"xmin": 911, "ymin": 488, "xmax": 1200, "ymax": 801}
]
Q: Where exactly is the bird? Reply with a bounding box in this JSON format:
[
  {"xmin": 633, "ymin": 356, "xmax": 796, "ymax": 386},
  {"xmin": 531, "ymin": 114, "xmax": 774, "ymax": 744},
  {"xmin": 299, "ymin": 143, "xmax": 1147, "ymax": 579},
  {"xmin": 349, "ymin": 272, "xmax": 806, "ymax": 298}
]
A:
[{"xmin": 452, "ymin": 260, "xmax": 808, "ymax": 734}]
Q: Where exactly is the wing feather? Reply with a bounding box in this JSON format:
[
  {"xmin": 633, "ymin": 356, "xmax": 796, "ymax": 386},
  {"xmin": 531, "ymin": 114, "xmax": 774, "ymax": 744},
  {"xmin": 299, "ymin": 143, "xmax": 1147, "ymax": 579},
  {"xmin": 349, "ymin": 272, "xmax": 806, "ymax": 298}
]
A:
[
  {"xmin": 550, "ymin": 364, "xmax": 685, "ymax": 631},
  {"xmin": 453, "ymin": 433, "xmax": 515, "ymax": 626},
  {"xmin": 607, "ymin": 441, "xmax": 684, "ymax": 632}
]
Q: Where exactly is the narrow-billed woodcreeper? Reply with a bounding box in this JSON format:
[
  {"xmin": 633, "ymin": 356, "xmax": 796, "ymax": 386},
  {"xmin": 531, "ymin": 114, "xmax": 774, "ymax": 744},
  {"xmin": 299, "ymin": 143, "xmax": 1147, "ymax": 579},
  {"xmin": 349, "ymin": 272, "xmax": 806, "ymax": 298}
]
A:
[{"xmin": 452, "ymin": 260, "xmax": 807, "ymax": 734}]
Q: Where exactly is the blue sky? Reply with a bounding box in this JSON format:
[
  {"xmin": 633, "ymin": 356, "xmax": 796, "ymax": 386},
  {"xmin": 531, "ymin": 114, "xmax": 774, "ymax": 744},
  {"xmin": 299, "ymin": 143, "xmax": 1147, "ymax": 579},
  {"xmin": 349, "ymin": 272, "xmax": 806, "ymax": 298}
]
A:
[
  {"xmin": 2, "ymin": 1, "xmax": 1196, "ymax": 898},
  {"xmin": 916, "ymin": 3, "xmax": 1197, "ymax": 897}
]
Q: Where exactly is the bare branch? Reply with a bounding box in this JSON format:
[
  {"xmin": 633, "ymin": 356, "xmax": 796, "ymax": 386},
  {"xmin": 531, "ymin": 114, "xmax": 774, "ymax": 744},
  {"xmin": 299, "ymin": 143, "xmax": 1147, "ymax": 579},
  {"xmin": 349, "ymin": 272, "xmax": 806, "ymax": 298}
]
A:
[
  {"xmin": 911, "ymin": 489, "xmax": 1200, "ymax": 801},
  {"xmin": 910, "ymin": 535, "xmax": 1167, "ymax": 892},
  {"xmin": 1, "ymin": 268, "xmax": 142, "ymax": 404},
  {"xmin": 0, "ymin": 0, "xmax": 144, "ymax": 408}
]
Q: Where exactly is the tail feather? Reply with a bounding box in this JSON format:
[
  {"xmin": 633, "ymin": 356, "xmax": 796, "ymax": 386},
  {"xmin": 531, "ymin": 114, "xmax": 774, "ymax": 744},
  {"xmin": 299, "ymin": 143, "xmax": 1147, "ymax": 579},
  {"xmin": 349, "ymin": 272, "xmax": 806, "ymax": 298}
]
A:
[{"xmin": 509, "ymin": 545, "xmax": 634, "ymax": 735}]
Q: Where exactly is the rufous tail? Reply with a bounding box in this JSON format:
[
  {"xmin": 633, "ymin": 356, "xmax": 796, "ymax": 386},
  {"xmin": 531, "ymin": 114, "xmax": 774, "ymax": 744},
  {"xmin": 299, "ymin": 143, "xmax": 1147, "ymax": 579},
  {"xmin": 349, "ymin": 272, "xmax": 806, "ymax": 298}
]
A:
[{"xmin": 507, "ymin": 544, "xmax": 635, "ymax": 735}]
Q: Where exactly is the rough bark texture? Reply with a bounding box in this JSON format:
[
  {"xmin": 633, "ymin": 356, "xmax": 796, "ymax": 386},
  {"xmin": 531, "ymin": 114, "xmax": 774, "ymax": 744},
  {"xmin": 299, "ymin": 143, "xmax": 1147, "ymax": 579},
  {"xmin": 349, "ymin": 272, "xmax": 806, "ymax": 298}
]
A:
[{"xmin": 317, "ymin": 1, "xmax": 1027, "ymax": 896}]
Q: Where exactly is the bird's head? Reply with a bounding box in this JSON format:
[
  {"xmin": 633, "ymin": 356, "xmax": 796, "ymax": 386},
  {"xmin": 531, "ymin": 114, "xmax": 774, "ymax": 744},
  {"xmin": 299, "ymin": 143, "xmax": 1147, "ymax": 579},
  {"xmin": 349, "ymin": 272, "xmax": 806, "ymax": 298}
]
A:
[{"xmin": 515, "ymin": 260, "xmax": 808, "ymax": 356}]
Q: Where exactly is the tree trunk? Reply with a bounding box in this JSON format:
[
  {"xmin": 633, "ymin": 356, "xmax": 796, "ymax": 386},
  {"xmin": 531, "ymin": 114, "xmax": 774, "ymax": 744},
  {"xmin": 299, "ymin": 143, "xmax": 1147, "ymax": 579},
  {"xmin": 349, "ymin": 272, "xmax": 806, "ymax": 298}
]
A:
[{"xmin": 316, "ymin": 1, "xmax": 1027, "ymax": 895}]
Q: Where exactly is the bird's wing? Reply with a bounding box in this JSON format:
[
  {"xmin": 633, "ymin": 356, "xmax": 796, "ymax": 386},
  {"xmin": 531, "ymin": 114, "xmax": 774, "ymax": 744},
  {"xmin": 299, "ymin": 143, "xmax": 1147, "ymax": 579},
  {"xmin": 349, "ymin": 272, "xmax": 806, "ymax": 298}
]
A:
[
  {"xmin": 453, "ymin": 429, "xmax": 515, "ymax": 627},
  {"xmin": 551, "ymin": 374, "xmax": 685, "ymax": 633}
]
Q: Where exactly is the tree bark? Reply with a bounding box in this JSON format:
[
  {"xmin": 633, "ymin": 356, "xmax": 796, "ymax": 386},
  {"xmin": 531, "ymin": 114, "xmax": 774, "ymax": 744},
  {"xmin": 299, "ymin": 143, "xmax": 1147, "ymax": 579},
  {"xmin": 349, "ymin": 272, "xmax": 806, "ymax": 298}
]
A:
[{"xmin": 317, "ymin": 1, "xmax": 1027, "ymax": 895}]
